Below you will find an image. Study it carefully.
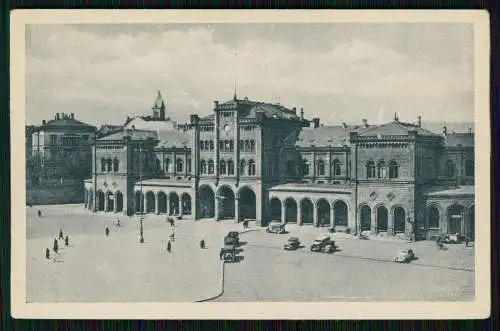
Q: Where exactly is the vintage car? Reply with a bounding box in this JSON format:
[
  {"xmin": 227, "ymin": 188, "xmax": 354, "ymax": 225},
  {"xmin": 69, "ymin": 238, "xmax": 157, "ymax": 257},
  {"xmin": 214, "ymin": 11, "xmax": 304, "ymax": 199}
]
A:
[
  {"xmin": 284, "ymin": 237, "xmax": 301, "ymax": 250},
  {"xmin": 220, "ymin": 244, "xmax": 236, "ymax": 262},
  {"xmin": 266, "ymin": 221, "xmax": 286, "ymax": 234},
  {"xmin": 394, "ymin": 249, "xmax": 416, "ymax": 263},
  {"xmin": 310, "ymin": 235, "xmax": 335, "ymax": 253},
  {"xmin": 224, "ymin": 231, "xmax": 240, "ymax": 245}
]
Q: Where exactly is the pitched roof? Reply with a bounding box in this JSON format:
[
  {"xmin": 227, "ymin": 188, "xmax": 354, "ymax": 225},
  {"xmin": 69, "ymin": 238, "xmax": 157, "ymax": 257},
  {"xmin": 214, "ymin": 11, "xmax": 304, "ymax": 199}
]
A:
[
  {"xmin": 443, "ymin": 133, "xmax": 474, "ymax": 147},
  {"xmin": 295, "ymin": 125, "xmax": 375, "ymax": 148},
  {"xmin": 200, "ymin": 97, "xmax": 301, "ymax": 121},
  {"xmin": 156, "ymin": 130, "xmax": 191, "ymax": 149},
  {"xmin": 359, "ymin": 120, "xmax": 439, "ymax": 137},
  {"xmin": 97, "ymin": 129, "xmax": 158, "ymax": 141},
  {"xmin": 40, "ymin": 118, "xmax": 96, "ymax": 131}
]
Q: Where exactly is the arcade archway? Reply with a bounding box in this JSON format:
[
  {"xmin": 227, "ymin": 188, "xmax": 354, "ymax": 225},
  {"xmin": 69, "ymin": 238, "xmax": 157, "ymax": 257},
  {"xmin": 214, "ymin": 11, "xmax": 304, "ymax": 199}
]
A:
[
  {"xmin": 218, "ymin": 186, "xmax": 235, "ymax": 220},
  {"xmin": 169, "ymin": 192, "xmax": 180, "ymax": 215},
  {"xmin": 447, "ymin": 204, "xmax": 465, "ymax": 235},
  {"xmin": 96, "ymin": 190, "xmax": 105, "ymax": 211},
  {"xmin": 334, "ymin": 200, "xmax": 348, "ymax": 226},
  {"xmin": 300, "ymin": 198, "xmax": 314, "ymax": 224},
  {"xmin": 145, "ymin": 191, "xmax": 155, "ymax": 213},
  {"xmin": 199, "ymin": 186, "xmax": 215, "ymax": 218},
  {"xmin": 317, "ymin": 199, "xmax": 330, "ymax": 226},
  {"xmin": 181, "ymin": 193, "xmax": 192, "ymax": 215},
  {"xmin": 285, "ymin": 198, "xmax": 297, "ymax": 223},
  {"xmin": 360, "ymin": 205, "xmax": 371, "ymax": 231},
  {"xmin": 115, "ymin": 191, "xmax": 123, "ymax": 213},
  {"xmin": 134, "ymin": 191, "xmax": 144, "ymax": 213},
  {"xmin": 376, "ymin": 206, "xmax": 388, "ymax": 232},
  {"xmin": 238, "ymin": 187, "xmax": 256, "ymax": 220},
  {"xmin": 394, "ymin": 207, "xmax": 406, "ymax": 234},
  {"xmin": 157, "ymin": 191, "xmax": 167, "ymax": 214},
  {"xmin": 269, "ymin": 198, "xmax": 282, "ymax": 221}
]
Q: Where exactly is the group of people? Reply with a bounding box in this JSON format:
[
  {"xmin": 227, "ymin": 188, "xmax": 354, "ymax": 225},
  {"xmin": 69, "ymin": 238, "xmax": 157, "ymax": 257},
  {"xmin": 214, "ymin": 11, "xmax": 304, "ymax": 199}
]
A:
[{"xmin": 46, "ymin": 228, "xmax": 69, "ymax": 261}]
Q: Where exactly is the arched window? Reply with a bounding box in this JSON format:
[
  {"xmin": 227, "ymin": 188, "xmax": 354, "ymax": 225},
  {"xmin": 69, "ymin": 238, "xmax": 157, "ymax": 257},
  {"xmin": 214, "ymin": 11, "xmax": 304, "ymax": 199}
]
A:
[
  {"xmin": 317, "ymin": 159, "xmax": 325, "ymax": 176},
  {"xmin": 107, "ymin": 158, "xmax": 113, "ymax": 172},
  {"xmin": 303, "ymin": 159, "xmax": 310, "ymax": 176},
  {"xmin": 366, "ymin": 161, "xmax": 375, "ymax": 178},
  {"xmin": 429, "ymin": 206, "xmax": 440, "ymax": 228},
  {"xmin": 250, "ymin": 140, "xmax": 255, "ymax": 152},
  {"xmin": 389, "ymin": 160, "xmax": 399, "ymax": 179},
  {"xmin": 208, "ymin": 159, "xmax": 214, "ymax": 174},
  {"xmin": 113, "ymin": 158, "xmax": 119, "ymax": 172},
  {"xmin": 101, "ymin": 158, "xmax": 106, "ymax": 172},
  {"xmin": 199, "ymin": 141, "xmax": 204, "ymax": 150},
  {"xmin": 465, "ymin": 160, "xmax": 474, "ymax": 177},
  {"xmin": 245, "ymin": 140, "xmax": 250, "ymax": 151},
  {"xmin": 248, "ymin": 160, "xmax": 256, "ymax": 175},
  {"xmin": 332, "ymin": 159, "xmax": 341, "ymax": 176},
  {"xmin": 227, "ymin": 159, "xmax": 234, "ymax": 175},
  {"xmin": 240, "ymin": 159, "xmax": 246, "ymax": 175},
  {"xmin": 229, "ymin": 140, "xmax": 234, "ymax": 152},
  {"xmin": 209, "ymin": 140, "xmax": 214, "ymax": 150},
  {"xmin": 377, "ymin": 160, "xmax": 386, "ymax": 178},
  {"xmin": 219, "ymin": 160, "xmax": 226, "ymax": 175},
  {"xmin": 187, "ymin": 158, "xmax": 192, "ymax": 173},
  {"xmin": 425, "ymin": 157, "xmax": 434, "ymax": 177},
  {"xmin": 164, "ymin": 158, "xmax": 171, "ymax": 172},
  {"xmin": 444, "ymin": 160, "xmax": 455, "ymax": 177},
  {"xmin": 287, "ymin": 160, "xmax": 296, "ymax": 176},
  {"xmin": 204, "ymin": 141, "xmax": 210, "ymax": 150},
  {"xmin": 176, "ymin": 158, "xmax": 184, "ymax": 173},
  {"xmin": 200, "ymin": 160, "xmax": 207, "ymax": 174}
]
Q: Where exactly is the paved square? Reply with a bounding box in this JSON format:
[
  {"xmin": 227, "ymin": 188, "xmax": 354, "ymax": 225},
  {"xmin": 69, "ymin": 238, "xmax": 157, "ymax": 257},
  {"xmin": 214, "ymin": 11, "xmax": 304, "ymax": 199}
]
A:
[{"xmin": 26, "ymin": 205, "xmax": 474, "ymax": 302}]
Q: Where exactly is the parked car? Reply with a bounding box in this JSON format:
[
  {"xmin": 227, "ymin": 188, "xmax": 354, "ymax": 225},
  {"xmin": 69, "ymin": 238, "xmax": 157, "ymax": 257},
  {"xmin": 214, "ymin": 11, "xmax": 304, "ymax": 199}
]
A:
[
  {"xmin": 220, "ymin": 244, "xmax": 236, "ymax": 262},
  {"xmin": 310, "ymin": 235, "xmax": 335, "ymax": 253},
  {"xmin": 224, "ymin": 231, "xmax": 240, "ymax": 245},
  {"xmin": 394, "ymin": 249, "xmax": 415, "ymax": 263},
  {"xmin": 266, "ymin": 221, "xmax": 286, "ymax": 234},
  {"xmin": 284, "ymin": 237, "xmax": 301, "ymax": 250}
]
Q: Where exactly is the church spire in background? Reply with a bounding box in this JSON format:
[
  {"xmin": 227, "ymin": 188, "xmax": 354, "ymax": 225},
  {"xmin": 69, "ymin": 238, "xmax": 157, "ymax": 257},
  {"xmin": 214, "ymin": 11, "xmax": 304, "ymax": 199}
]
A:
[{"xmin": 152, "ymin": 89, "xmax": 166, "ymax": 120}]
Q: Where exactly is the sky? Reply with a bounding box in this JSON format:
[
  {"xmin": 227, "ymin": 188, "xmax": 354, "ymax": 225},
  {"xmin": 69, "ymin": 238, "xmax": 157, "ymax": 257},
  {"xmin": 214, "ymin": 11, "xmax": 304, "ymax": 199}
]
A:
[{"xmin": 25, "ymin": 23, "xmax": 474, "ymax": 127}]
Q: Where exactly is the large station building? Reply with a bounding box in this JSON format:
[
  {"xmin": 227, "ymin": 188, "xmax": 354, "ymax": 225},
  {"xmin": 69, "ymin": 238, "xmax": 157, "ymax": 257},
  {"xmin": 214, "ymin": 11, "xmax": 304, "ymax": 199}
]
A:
[{"xmin": 84, "ymin": 91, "xmax": 475, "ymax": 241}]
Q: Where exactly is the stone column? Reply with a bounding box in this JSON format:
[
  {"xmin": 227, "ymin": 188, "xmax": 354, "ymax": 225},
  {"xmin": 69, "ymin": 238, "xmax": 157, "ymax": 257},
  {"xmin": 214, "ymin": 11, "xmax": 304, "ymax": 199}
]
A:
[
  {"xmin": 461, "ymin": 209, "xmax": 466, "ymax": 237},
  {"xmin": 104, "ymin": 195, "xmax": 108, "ymax": 213},
  {"xmin": 180, "ymin": 197, "xmax": 184, "ymax": 217},
  {"xmin": 234, "ymin": 197, "xmax": 240, "ymax": 223},
  {"xmin": 155, "ymin": 194, "xmax": 159, "ymax": 215},
  {"xmin": 371, "ymin": 208, "xmax": 377, "ymax": 233},
  {"xmin": 114, "ymin": 196, "xmax": 118, "ymax": 213},
  {"xmin": 143, "ymin": 195, "xmax": 148, "ymax": 214},
  {"xmin": 215, "ymin": 196, "xmax": 220, "ymax": 221},
  {"xmin": 313, "ymin": 203, "xmax": 318, "ymax": 227},
  {"xmin": 442, "ymin": 207, "xmax": 448, "ymax": 234},
  {"xmin": 281, "ymin": 202, "xmax": 286, "ymax": 224},
  {"xmin": 297, "ymin": 203, "xmax": 302, "ymax": 226},
  {"xmin": 330, "ymin": 203, "xmax": 335, "ymax": 228},
  {"xmin": 388, "ymin": 209, "xmax": 394, "ymax": 236}
]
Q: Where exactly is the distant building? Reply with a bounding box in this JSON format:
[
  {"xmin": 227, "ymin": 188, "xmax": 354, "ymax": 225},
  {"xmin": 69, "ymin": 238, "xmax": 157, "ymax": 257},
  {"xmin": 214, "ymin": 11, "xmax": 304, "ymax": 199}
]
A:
[
  {"xmin": 97, "ymin": 124, "xmax": 124, "ymax": 138},
  {"xmin": 31, "ymin": 112, "xmax": 97, "ymax": 185},
  {"xmin": 85, "ymin": 92, "xmax": 475, "ymax": 241}
]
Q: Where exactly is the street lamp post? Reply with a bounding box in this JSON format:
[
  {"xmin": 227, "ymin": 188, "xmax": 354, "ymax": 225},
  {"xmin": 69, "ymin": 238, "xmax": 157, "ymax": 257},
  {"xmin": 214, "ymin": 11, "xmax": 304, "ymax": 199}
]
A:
[{"xmin": 139, "ymin": 138, "xmax": 144, "ymax": 243}]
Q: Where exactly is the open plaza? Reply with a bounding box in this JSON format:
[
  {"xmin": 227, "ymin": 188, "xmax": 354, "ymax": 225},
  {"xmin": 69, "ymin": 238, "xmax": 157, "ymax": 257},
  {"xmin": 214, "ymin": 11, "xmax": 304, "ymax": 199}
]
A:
[{"xmin": 26, "ymin": 204, "xmax": 474, "ymax": 302}]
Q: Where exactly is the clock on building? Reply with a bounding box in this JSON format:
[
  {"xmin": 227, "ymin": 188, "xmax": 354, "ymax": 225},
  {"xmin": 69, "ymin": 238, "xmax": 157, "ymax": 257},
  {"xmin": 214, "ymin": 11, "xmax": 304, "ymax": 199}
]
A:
[{"xmin": 223, "ymin": 124, "xmax": 231, "ymax": 134}]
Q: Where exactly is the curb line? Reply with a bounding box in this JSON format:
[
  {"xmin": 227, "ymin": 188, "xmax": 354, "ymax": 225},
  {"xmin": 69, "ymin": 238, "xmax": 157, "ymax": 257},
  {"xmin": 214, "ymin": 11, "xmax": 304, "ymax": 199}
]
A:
[{"xmin": 195, "ymin": 261, "xmax": 226, "ymax": 302}]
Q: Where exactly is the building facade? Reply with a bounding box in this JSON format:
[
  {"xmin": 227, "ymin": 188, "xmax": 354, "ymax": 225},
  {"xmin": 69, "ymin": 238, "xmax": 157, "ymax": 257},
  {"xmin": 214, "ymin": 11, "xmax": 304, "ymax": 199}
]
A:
[
  {"xmin": 84, "ymin": 93, "xmax": 475, "ymax": 241},
  {"xmin": 31, "ymin": 112, "xmax": 97, "ymax": 185}
]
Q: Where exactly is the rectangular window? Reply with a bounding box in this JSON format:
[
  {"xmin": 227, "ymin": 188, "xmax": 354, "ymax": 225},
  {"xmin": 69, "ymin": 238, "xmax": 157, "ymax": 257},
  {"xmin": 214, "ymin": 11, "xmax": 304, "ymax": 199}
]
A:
[{"xmin": 49, "ymin": 135, "xmax": 57, "ymax": 145}]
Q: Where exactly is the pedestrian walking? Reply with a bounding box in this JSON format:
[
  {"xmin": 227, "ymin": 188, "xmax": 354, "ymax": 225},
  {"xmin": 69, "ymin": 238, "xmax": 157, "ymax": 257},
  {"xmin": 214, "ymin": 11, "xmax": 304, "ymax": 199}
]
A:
[
  {"xmin": 37, "ymin": 210, "xmax": 42, "ymax": 218},
  {"xmin": 59, "ymin": 229, "xmax": 64, "ymax": 240},
  {"xmin": 65, "ymin": 235, "xmax": 69, "ymax": 247},
  {"xmin": 53, "ymin": 238, "xmax": 59, "ymax": 254},
  {"xmin": 45, "ymin": 248, "xmax": 50, "ymax": 259},
  {"xmin": 465, "ymin": 236, "xmax": 469, "ymax": 247},
  {"xmin": 116, "ymin": 219, "xmax": 121, "ymax": 227},
  {"xmin": 105, "ymin": 226, "xmax": 109, "ymax": 237},
  {"xmin": 167, "ymin": 240, "xmax": 171, "ymax": 253}
]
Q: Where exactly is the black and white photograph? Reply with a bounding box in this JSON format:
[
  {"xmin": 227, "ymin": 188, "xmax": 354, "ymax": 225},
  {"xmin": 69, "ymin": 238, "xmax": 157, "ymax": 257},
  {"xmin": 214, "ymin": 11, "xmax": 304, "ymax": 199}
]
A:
[{"xmin": 11, "ymin": 10, "xmax": 490, "ymax": 319}]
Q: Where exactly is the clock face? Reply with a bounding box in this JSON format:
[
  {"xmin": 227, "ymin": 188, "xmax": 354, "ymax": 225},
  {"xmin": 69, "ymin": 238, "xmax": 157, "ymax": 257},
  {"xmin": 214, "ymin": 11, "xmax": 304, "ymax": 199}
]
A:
[{"xmin": 223, "ymin": 124, "xmax": 231, "ymax": 133}]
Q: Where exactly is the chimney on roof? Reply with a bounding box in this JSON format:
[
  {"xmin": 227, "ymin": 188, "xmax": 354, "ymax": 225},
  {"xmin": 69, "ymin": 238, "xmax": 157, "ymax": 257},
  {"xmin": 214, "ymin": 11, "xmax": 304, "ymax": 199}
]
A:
[
  {"xmin": 71, "ymin": 113, "xmax": 75, "ymax": 119},
  {"xmin": 56, "ymin": 113, "xmax": 60, "ymax": 120},
  {"xmin": 42, "ymin": 120, "xmax": 46, "ymax": 125},
  {"xmin": 393, "ymin": 112, "xmax": 399, "ymax": 122},
  {"xmin": 292, "ymin": 107, "xmax": 297, "ymax": 114},
  {"xmin": 362, "ymin": 119, "xmax": 368, "ymax": 128},
  {"xmin": 417, "ymin": 116, "xmax": 421, "ymax": 128},
  {"xmin": 442, "ymin": 126, "xmax": 447, "ymax": 136},
  {"xmin": 214, "ymin": 100, "xmax": 219, "ymax": 110},
  {"xmin": 342, "ymin": 122, "xmax": 347, "ymax": 129},
  {"xmin": 190, "ymin": 114, "xmax": 199, "ymax": 124},
  {"xmin": 300, "ymin": 108, "xmax": 304, "ymax": 120},
  {"xmin": 468, "ymin": 127, "xmax": 472, "ymax": 134},
  {"xmin": 312, "ymin": 118, "xmax": 320, "ymax": 128}
]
